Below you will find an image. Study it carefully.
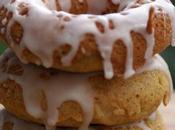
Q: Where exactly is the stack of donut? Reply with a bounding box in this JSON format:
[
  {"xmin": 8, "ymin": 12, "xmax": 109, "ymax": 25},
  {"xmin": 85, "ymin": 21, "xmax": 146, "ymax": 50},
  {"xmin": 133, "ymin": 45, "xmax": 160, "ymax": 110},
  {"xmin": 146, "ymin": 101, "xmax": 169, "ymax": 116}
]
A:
[{"xmin": 0, "ymin": 0, "xmax": 175, "ymax": 130}]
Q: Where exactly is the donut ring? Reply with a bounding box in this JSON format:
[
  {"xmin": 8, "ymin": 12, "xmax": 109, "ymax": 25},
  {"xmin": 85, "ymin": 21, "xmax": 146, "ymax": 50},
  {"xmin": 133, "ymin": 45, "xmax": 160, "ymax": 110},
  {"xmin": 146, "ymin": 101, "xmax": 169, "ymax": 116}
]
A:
[
  {"xmin": 0, "ymin": 0, "xmax": 174, "ymax": 79},
  {"xmin": 0, "ymin": 109, "xmax": 164, "ymax": 130},
  {"xmin": 0, "ymin": 50, "xmax": 171, "ymax": 127}
]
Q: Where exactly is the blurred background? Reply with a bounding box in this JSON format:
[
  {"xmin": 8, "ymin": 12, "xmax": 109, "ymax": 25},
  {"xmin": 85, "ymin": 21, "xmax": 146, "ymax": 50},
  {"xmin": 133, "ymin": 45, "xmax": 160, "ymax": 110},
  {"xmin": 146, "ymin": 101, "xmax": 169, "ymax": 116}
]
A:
[{"xmin": 0, "ymin": 1, "xmax": 175, "ymax": 90}]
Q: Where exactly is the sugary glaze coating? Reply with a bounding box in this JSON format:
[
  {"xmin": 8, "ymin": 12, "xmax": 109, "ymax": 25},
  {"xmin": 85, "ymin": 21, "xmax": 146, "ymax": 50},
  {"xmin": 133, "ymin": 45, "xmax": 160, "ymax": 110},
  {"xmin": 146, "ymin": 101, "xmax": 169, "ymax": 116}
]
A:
[
  {"xmin": 0, "ymin": 107, "xmax": 165, "ymax": 130},
  {"xmin": 0, "ymin": 50, "xmax": 172, "ymax": 130},
  {"xmin": 0, "ymin": 0, "xmax": 175, "ymax": 79}
]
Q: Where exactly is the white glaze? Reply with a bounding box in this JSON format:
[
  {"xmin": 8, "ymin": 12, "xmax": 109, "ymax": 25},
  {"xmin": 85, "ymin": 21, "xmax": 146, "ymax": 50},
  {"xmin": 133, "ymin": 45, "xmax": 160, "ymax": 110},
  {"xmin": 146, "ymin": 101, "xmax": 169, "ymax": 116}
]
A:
[
  {"xmin": 0, "ymin": 49, "xmax": 173, "ymax": 130},
  {"xmin": 0, "ymin": 105, "xmax": 45, "ymax": 130},
  {"xmin": 0, "ymin": 50, "xmax": 94, "ymax": 130},
  {"xmin": 149, "ymin": 112, "xmax": 157, "ymax": 121},
  {"xmin": 136, "ymin": 121, "xmax": 152, "ymax": 130},
  {"xmin": 0, "ymin": 106, "xmax": 158, "ymax": 130},
  {"xmin": 0, "ymin": 0, "xmax": 175, "ymax": 79}
]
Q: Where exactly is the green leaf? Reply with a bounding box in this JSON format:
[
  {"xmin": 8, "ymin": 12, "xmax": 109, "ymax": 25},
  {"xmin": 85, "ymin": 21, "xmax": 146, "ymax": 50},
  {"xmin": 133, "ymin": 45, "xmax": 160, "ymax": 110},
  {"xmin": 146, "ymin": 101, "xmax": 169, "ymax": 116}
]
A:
[{"xmin": 0, "ymin": 41, "xmax": 7, "ymax": 54}]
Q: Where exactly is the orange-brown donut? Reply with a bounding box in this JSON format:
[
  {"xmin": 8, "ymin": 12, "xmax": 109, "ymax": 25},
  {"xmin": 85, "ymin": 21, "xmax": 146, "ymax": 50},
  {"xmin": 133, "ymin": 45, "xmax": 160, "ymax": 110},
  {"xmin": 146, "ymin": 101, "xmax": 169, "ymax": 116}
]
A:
[
  {"xmin": 0, "ymin": 108, "xmax": 165, "ymax": 130},
  {"xmin": 0, "ymin": 49, "xmax": 171, "ymax": 127},
  {"xmin": 0, "ymin": 0, "xmax": 174, "ymax": 78}
]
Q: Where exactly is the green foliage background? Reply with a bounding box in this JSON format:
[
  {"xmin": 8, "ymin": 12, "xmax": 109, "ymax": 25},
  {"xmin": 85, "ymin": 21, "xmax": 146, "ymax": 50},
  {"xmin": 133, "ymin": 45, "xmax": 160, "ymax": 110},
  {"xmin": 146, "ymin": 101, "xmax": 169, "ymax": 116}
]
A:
[{"xmin": 0, "ymin": 42, "xmax": 6, "ymax": 54}]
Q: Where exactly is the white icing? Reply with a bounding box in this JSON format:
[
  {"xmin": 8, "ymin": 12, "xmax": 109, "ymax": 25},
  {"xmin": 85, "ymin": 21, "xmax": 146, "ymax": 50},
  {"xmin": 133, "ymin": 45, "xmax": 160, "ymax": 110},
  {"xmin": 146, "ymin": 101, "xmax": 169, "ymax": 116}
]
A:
[
  {"xmin": 149, "ymin": 112, "xmax": 157, "ymax": 121},
  {"xmin": 0, "ymin": 107, "xmax": 158, "ymax": 130},
  {"xmin": 0, "ymin": 49, "xmax": 173, "ymax": 130},
  {"xmin": 0, "ymin": 106, "xmax": 45, "ymax": 130},
  {"xmin": 0, "ymin": 0, "xmax": 174, "ymax": 79},
  {"xmin": 136, "ymin": 121, "xmax": 152, "ymax": 130},
  {"xmin": 0, "ymin": 50, "xmax": 94, "ymax": 130}
]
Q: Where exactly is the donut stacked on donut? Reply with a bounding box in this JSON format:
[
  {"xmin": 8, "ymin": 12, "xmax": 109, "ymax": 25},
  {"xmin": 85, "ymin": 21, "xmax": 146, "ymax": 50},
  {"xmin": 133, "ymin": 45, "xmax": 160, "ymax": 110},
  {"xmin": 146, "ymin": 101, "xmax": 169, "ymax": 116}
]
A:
[{"xmin": 0, "ymin": 0, "xmax": 175, "ymax": 130}]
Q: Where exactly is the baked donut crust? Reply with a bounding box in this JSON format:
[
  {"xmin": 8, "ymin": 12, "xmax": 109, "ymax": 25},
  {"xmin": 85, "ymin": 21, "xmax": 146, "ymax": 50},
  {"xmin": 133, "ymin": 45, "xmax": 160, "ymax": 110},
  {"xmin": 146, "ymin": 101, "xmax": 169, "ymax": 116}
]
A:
[
  {"xmin": 0, "ymin": 50, "xmax": 171, "ymax": 127},
  {"xmin": 0, "ymin": 0, "xmax": 174, "ymax": 78},
  {"xmin": 1, "ymin": 109, "xmax": 165, "ymax": 130},
  {"xmin": 0, "ymin": 70, "xmax": 170, "ymax": 127}
]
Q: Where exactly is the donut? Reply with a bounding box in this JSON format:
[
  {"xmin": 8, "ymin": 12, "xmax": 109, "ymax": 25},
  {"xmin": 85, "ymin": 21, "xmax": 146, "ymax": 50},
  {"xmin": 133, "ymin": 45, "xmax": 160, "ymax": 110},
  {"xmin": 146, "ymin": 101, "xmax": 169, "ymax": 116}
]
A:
[
  {"xmin": 0, "ymin": 49, "xmax": 172, "ymax": 129},
  {"xmin": 0, "ymin": 107, "xmax": 165, "ymax": 130},
  {"xmin": 0, "ymin": 0, "xmax": 175, "ymax": 79}
]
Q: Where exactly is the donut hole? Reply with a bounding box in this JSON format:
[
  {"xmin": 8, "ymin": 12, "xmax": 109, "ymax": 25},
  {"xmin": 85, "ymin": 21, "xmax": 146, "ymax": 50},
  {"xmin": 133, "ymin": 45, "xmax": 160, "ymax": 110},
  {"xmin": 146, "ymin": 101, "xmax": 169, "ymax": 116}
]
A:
[
  {"xmin": 43, "ymin": 0, "xmax": 155, "ymax": 16},
  {"xmin": 16, "ymin": 0, "xmax": 154, "ymax": 17},
  {"xmin": 43, "ymin": 0, "xmax": 121, "ymax": 15}
]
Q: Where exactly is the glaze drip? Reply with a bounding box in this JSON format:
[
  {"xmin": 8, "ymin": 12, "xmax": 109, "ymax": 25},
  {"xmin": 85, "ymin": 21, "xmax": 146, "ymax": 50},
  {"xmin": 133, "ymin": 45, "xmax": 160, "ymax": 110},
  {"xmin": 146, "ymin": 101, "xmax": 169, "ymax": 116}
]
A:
[
  {"xmin": 0, "ymin": 0, "xmax": 174, "ymax": 79},
  {"xmin": 0, "ymin": 50, "xmax": 94, "ymax": 130},
  {"xmin": 0, "ymin": 106, "xmax": 160, "ymax": 130},
  {"xmin": 0, "ymin": 49, "xmax": 173, "ymax": 130}
]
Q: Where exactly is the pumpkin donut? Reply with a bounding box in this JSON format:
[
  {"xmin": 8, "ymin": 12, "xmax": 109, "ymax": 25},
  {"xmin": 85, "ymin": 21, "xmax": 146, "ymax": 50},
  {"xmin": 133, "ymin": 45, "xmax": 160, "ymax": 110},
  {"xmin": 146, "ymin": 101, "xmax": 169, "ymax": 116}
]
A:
[
  {"xmin": 0, "ymin": 49, "xmax": 172, "ymax": 128},
  {"xmin": 0, "ymin": 0, "xmax": 175, "ymax": 79},
  {"xmin": 0, "ymin": 107, "xmax": 165, "ymax": 130}
]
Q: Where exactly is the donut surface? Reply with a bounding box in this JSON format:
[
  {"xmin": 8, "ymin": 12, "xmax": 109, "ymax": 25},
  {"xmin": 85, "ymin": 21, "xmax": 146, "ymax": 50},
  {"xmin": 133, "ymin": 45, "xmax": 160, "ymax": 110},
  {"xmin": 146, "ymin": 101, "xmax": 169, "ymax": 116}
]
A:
[
  {"xmin": 0, "ymin": 0, "xmax": 175, "ymax": 79},
  {"xmin": 0, "ymin": 108, "xmax": 165, "ymax": 130},
  {"xmin": 0, "ymin": 50, "xmax": 171, "ymax": 128}
]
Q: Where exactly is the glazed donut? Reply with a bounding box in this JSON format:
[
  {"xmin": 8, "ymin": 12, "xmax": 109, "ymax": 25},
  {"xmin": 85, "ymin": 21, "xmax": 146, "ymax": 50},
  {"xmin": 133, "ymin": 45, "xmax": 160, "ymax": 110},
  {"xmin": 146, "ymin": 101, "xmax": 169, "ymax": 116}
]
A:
[
  {"xmin": 0, "ymin": 108, "xmax": 165, "ymax": 130},
  {"xmin": 0, "ymin": 49, "xmax": 172, "ymax": 129},
  {"xmin": 0, "ymin": 0, "xmax": 175, "ymax": 79}
]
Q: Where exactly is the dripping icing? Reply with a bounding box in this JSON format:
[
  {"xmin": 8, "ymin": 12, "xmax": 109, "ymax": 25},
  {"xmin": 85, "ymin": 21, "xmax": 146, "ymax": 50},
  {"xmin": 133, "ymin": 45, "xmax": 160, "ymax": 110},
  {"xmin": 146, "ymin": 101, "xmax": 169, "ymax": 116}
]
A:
[
  {"xmin": 0, "ymin": 50, "xmax": 94, "ymax": 130},
  {"xmin": 0, "ymin": 49, "xmax": 173, "ymax": 130},
  {"xmin": 0, "ymin": 0, "xmax": 175, "ymax": 79},
  {"xmin": 0, "ymin": 106, "xmax": 159, "ymax": 130}
]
